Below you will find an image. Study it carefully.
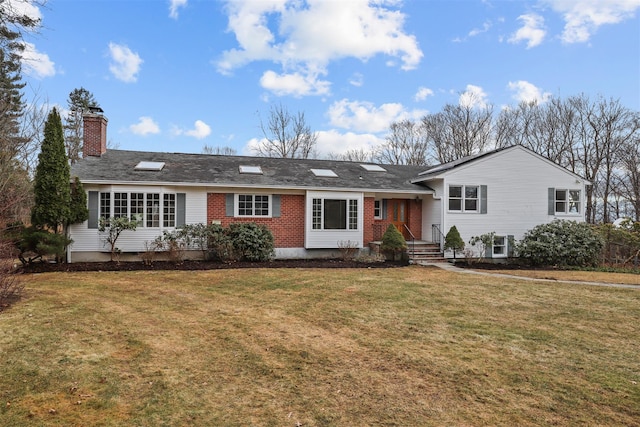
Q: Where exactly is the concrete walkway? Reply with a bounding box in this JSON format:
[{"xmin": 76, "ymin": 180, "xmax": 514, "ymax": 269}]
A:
[{"xmin": 418, "ymin": 261, "xmax": 640, "ymax": 290}]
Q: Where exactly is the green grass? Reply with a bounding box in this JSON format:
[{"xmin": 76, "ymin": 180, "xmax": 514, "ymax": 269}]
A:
[{"xmin": 1, "ymin": 266, "xmax": 639, "ymax": 426}]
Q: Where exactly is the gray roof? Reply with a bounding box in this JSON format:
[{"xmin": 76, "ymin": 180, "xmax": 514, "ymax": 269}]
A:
[
  {"xmin": 71, "ymin": 150, "xmax": 434, "ymax": 194},
  {"xmin": 415, "ymin": 146, "xmax": 513, "ymax": 179}
]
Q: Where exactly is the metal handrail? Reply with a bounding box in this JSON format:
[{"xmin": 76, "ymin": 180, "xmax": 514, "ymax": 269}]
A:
[
  {"xmin": 403, "ymin": 224, "xmax": 416, "ymax": 260},
  {"xmin": 432, "ymin": 224, "xmax": 446, "ymax": 250}
]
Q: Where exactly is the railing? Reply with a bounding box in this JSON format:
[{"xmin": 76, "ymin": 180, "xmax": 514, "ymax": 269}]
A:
[
  {"xmin": 432, "ymin": 224, "xmax": 445, "ymax": 249},
  {"xmin": 403, "ymin": 224, "xmax": 416, "ymax": 260}
]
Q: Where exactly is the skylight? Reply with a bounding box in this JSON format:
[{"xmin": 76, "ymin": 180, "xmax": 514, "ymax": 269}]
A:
[
  {"xmin": 360, "ymin": 164, "xmax": 386, "ymax": 172},
  {"xmin": 311, "ymin": 168, "xmax": 338, "ymax": 177},
  {"xmin": 239, "ymin": 165, "xmax": 263, "ymax": 174},
  {"xmin": 135, "ymin": 161, "xmax": 165, "ymax": 171}
]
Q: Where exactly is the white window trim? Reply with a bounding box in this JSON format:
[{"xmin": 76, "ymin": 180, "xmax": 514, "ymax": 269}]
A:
[
  {"xmin": 492, "ymin": 235, "xmax": 507, "ymax": 258},
  {"xmin": 235, "ymin": 194, "xmax": 272, "ymax": 218},
  {"xmin": 311, "ymin": 197, "xmax": 359, "ymax": 231},
  {"xmin": 99, "ymin": 190, "xmax": 178, "ymax": 229},
  {"xmin": 555, "ymin": 188, "xmax": 581, "ymax": 215},
  {"xmin": 448, "ymin": 184, "xmax": 480, "ymax": 213},
  {"xmin": 374, "ymin": 199, "xmax": 382, "ymax": 219}
]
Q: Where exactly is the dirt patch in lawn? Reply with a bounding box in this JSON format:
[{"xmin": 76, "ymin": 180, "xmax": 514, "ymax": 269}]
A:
[{"xmin": 21, "ymin": 258, "xmax": 409, "ymax": 273}]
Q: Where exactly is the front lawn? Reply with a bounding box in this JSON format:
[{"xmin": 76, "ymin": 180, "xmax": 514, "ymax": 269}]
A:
[{"xmin": 1, "ymin": 267, "xmax": 638, "ymax": 426}]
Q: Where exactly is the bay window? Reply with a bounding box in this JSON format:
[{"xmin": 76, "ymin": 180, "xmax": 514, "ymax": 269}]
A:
[{"xmin": 312, "ymin": 198, "xmax": 358, "ymax": 230}]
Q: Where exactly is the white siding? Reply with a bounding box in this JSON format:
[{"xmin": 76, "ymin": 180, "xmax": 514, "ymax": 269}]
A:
[
  {"xmin": 305, "ymin": 191, "xmax": 364, "ymax": 249},
  {"xmin": 434, "ymin": 147, "xmax": 585, "ymax": 249},
  {"xmin": 69, "ymin": 185, "xmax": 208, "ymax": 255},
  {"xmin": 421, "ymin": 180, "xmax": 444, "ymax": 241}
]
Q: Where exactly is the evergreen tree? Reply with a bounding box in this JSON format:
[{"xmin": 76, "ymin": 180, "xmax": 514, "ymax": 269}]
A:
[
  {"xmin": 444, "ymin": 225, "xmax": 465, "ymax": 259},
  {"xmin": 32, "ymin": 108, "xmax": 70, "ymax": 233},
  {"xmin": 68, "ymin": 176, "xmax": 89, "ymax": 226},
  {"xmin": 64, "ymin": 87, "xmax": 99, "ymax": 164},
  {"xmin": 0, "ymin": 0, "xmax": 41, "ymax": 225}
]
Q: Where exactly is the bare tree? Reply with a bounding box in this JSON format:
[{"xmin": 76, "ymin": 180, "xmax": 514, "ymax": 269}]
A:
[
  {"xmin": 327, "ymin": 147, "xmax": 376, "ymax": 163},
  {"xmin": 254, "ymin": 104, "xmax": 318, "ymax": 159},
  {"xmin": 421, "ymin": 102, "xmax": 494, "ymax": 163},
  {"xmin": 202, "ymin": 144, "xmax": 237, "ymax": 155},
  {"xmin": 376, "ymin": 119, "xmax": 429, "ymax": 165}
]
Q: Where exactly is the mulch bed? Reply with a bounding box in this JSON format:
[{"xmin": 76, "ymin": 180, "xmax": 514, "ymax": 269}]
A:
[{"xmin": 21, "ymin": 258, "xmax": 410, "ymax": 273}]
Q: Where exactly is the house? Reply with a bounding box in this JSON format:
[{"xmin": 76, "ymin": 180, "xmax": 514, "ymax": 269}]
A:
[{"xmin": 67, "ymin": 112, "xmax": 589, "ymax": 262}]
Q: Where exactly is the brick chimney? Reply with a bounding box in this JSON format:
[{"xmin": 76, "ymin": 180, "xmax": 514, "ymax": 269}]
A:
[{"xmin": 82, "ymin": 108, "xmax": 108, "ymax": 157}]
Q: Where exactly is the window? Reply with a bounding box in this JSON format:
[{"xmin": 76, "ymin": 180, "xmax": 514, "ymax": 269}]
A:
[
  {"xmin": 237, "ymin": 195, "xmax": 270, "ymax": 217},
  {"xmin": 146, "ymin": 193, "xmax": 160, "ymax": 227},
  {"xmin": 312, "ymin": 198, "xmax": 358, "ymax": 230},
  {"xmin": 164, "ymin": 194, "xmax": 176, "ymax": 227},
  {"xmin": 114, "ymin": 193, "xmax": 128, "ymax": 219},
  {"xmin": 90, "ymin": 191, "xmax": 184, "ymax": 230},
  {"xmin": 100, "ymin": 192, "xmax": 111, "ymax": 222},
  {"xmin": 374, "ymin": 200, "xmax": 382, "ymax": 219},
  {"xmin": 493, "ymin": 236, "xmax": 506, "ymax": 257},
  {"xmin": 449, "ymin": 186, "xmax": 462, "ymax": 211},
  {"xmin": 555, "ymin": 189, "xmax": 581, "ymax": 214},
  {"xmin": 464, "ymin": 186, "xmax": 479, "ymax": 211},
  {"xmin": 130, "ymin": 193, "xmax": 144, "ymax": 224},
  {"xmin": 449, "ymin": 185, "xmax": 483, "ymax": 213}
]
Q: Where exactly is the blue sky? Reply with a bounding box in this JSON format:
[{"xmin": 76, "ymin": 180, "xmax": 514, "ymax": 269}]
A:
[{"xmin": 17, "ymin": 0, "xmax": 640, "ymax": 158}]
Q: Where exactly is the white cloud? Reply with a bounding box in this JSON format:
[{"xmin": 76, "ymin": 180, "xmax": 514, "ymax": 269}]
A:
[
  {"xmin": 19, "ymin": 42, "xmax": 55, "ymax": 78},
  {"xmin": 169, "ymin": 0, "xmax": 187, "ymax": 19},
  {"xmin": 509, "ymin": 13, "xmax": 546, "ymax": 48},
  {"xmin": 316, "ymin": 129, "xmax": 384, "ymax": 157},
  {"xmin": 507, "ymin": 80, "xmax": 552, "ymax": 104},
  {"xmin": 415, "ymin": 87, "xmax": 434, "ymax": 102},
  {"xmin": 469, "ymin": 20, "xmax": 492, "ymax": 37},
  {"xmin": 260, "ymin": 70, "xmax": 331, "ymax": 97},
  {"xmin": 185, "ymin": 120, "xmax": 212, "ymax": 139},
  {"xmin": 328, "ymin": 99, "xmax": 426, "ymax": 133},
  {"xmin": 108, "ymin": 42, "xmax": 143, "ymax": 83},
  {"xmin": 130, "ymin": 117, "xmax": 160, "ymax": 136},
  {"xmin": 544, "ymin": 0, "xmax": 640, "ymax": 43},
  {"xmin": 217, "ymin": 0, "xmax": 422, "ymax": 96},
  {"xmin": 459, "ymin": 85, "xmax": 489, "ymax": 109},
  {"xmin": 349, "ymin": 73, "xmax": 364, "ymax": 87},
  {"xmin": 173, "ymin": 120, "xmax": 212, "ymax": 139}
]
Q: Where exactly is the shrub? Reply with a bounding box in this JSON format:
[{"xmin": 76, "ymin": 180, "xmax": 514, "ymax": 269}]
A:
[
  {"xmin": 0, "ymin": 240, "xmax": 23, "ymax": 312},
  {"xmin": 596, "ymin": 221, "xmax": 640, "ymax": 267},
  {"xmin": 444, "ymin": 225, "xmax": 464, "ymax": 258},
  {"xmin": 337, "ymin": 240, "xmax": 359, "ymax": 260},
  {"xmin": 226, "ymin": 223, "xmax": 275, "ymax": 262},
  {"xmin": 380, "ymin": 224, "xmax": 407, "ymax": 259},
  {"xmin": 99, "ymin": 217, "xmax": 138, "ymax": 262},
  {"xmin": 517, "ymin": 220, "xmax": 603, "ymax": 267},
  {"xmin": 207, "ymin": 223, "xmax": 239, "ymax": 262},
  {"xmin": 15, "ymin": 226, "xmax": 72, "ymax": 265}
]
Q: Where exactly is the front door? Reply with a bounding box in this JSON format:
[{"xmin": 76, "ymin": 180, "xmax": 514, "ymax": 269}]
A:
[{"xmin": 391, "ymin": 200, "xmax": 409, "ymax": 239}]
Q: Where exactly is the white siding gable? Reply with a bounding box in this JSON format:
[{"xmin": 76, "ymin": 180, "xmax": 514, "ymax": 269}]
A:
[{"xmin": 434, "ymin": 146, "xmax": 586, "ymax": 246}]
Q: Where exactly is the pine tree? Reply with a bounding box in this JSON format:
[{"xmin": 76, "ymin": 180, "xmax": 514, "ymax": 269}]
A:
[
  {"xmin": 0, "ymin": 1, "xmax": 41, "ymax": 225},
  {"xmin": 444, "ymin": 225, "xmax": 465, "ymax": 259},
  {"xmin": 64, "ymin": 87, "xmax": 99, "ymax": 164},
  {"xmin": 68, "ymin": 176, "xmax": 89, "ymax": 226},
  {"xmin": 32, "ymin": 108, "xmax": 70, "ymax": 233}
]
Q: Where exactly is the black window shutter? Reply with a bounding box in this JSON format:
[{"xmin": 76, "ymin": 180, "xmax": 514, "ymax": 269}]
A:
[
  {"xmin": 382, "ymin": 199, "xmax": 388, "ymax": 219},
  {"xmin": 225, "ymin": 194, "xmax": 234, "ymax": 217},
  {"xmin": 176, "ymin": 193, "xmax": 186, "ymax": 227},
  {"xmin": 88, "ymin": 191, "xmax": 99, "ymax": 229},
  {"xmin": 548, "ymin": 188, "xmax": 555, "ymax": 215}
]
